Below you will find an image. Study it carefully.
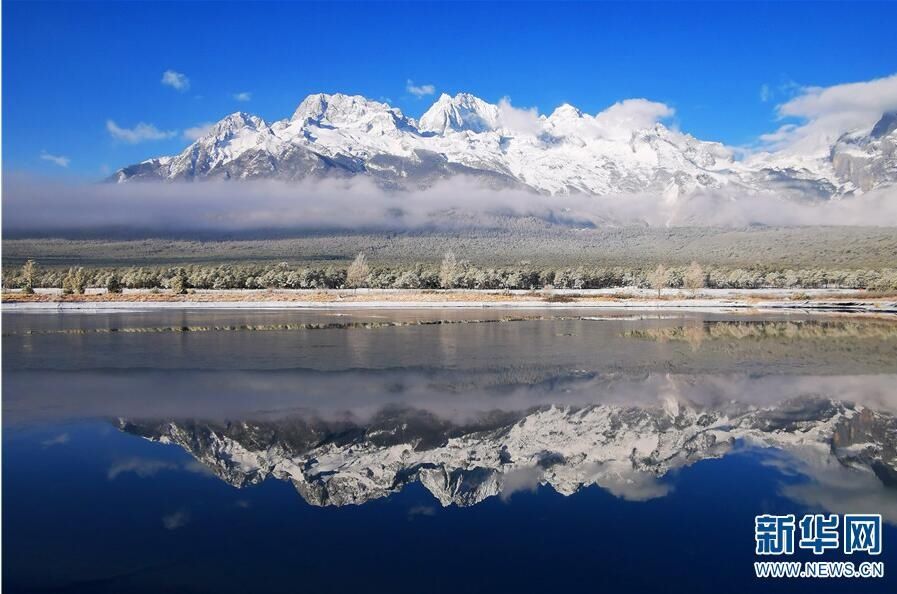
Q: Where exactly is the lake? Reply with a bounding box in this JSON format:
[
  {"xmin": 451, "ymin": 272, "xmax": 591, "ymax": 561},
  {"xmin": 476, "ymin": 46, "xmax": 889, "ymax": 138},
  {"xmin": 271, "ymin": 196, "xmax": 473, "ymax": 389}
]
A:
[{"xmin": 3, "ymin": 308, "xmax": 897, "ymax": 593}]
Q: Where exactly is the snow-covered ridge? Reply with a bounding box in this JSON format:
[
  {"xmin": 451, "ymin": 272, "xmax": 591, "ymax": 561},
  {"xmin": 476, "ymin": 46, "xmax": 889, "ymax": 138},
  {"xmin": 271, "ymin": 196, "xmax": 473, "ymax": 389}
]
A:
[
  {"xmin": 120, "ymin": 397, "xmax": 897, "ymax": 508},
  {"xmin": 112, "ymin": 93, "xmax": 897, "ymax": 199}
]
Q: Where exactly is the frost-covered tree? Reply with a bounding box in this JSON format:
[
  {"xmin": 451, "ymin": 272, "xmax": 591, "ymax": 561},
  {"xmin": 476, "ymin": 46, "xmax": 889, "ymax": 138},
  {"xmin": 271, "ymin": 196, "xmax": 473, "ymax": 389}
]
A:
[
  {"xmin": 170, "ymin": 268, "xmax": 189, "ymax": 295},
  {"xmin": 62, "ymin": 267, "xmax": 87, "ymax": 295},
  {"xmin": 683, "ymin": 261, "xmax": 705, "ymax": 294},
  {"xmin": 106, "ymin": 272, "xmax": 123, "ymax": 294},
  {"xmin": 647, "ymin": 264, "xmax": 668, "ymax": 297},
  {"xmin": 346, "ymin": 252, "xmax": 370, "ymax": 292},
  {"xmin": 61, "ymin": 268, "xmax": 74, "ymax": 295},
  {"xmin": 439, "ymin": 251, "xmax": 457, "ymax": 289},
  {"xmin": 20, "ymin": 260, "xmax": 37, "ymax": 294}
]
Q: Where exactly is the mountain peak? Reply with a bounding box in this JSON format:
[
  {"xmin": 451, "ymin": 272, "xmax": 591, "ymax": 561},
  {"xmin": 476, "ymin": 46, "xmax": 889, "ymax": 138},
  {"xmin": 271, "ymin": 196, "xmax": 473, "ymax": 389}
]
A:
[
  {"xmin": 291, "ymin": 93, "xmax": 403, "ymax": 126},
  {"xmin": 871, "ymin": 110, "xmax": 897, "ymax": 139},
  {"xmin": 216, "ymin": 111, "xmax": 265, "ymax": 129},
  {"xmin": 548, "ymin": 103, "xmax": 583, "ymax": 121},
  {"xmin": 194, "ymin": 112, "xmax": 268, "ymax": 145},
  {"xmin": 418, "ymin": 92, "xmax": 500, "ymax": 133}
]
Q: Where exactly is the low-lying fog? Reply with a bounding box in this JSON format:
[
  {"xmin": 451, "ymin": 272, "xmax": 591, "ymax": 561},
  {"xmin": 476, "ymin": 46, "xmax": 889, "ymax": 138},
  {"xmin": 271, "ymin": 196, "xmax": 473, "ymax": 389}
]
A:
[{"xmin": 4, "ymin": 174, "xmax": 897, "ymax": 235}]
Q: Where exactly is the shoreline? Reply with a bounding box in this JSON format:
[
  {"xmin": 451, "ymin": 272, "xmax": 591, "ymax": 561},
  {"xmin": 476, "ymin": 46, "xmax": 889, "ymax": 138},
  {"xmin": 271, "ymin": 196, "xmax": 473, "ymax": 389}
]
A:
[{"xmin": 3, "ymin": 288, "xmax": 896, "ymax": 315}]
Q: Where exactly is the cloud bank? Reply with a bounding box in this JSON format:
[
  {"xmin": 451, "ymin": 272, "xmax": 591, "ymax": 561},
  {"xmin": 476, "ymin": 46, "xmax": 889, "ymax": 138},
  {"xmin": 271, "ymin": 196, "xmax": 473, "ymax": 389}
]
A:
[
  {"xmin": 4, "ymin": 174, "xmax": 897, "ymax": 235},
  {"xmin": 760, "ymin": 73, "xmax": 897, "ymax": 153}
]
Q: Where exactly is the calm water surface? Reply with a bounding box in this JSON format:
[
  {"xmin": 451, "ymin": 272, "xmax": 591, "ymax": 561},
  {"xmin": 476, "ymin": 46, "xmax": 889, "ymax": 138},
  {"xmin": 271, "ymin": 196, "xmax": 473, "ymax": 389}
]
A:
[{"xmin": 3, "ymin": 309, "xmax": 897, "ymax": 593}]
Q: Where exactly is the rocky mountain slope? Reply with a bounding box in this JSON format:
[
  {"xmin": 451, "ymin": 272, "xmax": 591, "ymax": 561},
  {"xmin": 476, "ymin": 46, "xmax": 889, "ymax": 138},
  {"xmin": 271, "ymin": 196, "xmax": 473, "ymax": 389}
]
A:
[{"xmin": 111, "ymin": 93, "xmax": 897, "ymax": 200}]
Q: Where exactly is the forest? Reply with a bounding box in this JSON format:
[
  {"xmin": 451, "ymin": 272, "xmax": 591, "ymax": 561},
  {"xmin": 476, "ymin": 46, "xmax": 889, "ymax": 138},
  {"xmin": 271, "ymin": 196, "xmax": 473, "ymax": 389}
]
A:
[{"xmin": 4, "ymin": 226, "xmax": 897, "ymax": 292}]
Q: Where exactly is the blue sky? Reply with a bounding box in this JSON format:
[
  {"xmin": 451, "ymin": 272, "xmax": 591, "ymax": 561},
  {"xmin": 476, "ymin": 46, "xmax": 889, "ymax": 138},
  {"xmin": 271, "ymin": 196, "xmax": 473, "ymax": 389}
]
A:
[{"xmin": 5, "ymin": 0, "xmax": 897, "ymax": 178}]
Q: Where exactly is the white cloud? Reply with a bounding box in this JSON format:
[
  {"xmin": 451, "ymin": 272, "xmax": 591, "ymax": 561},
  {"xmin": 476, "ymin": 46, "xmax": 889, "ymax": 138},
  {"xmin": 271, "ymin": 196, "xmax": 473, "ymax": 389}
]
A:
[
  {"xmin": 233, "ymin": 91, "xmax": 252, "ymax": 102},
  {"xmin": 183, "ymin": 122, "xmax": 215, "ymax": 141},
  {"xmin": 760, "ymin": 84, "xmax": 771, "ymax": 102},
  {"xmin": 41, "ymin": 433, "xmax": 70, "ymax": 447},
  {"xmin": 497, "ymin": 97, "xmax": 542, "ymax": 136},
  {"xmin": 108, "ymin": 457, "xmax": 178, "ymax": 480},
  {"xmin": 40, "ymin": 151, "xmax": 70, "ymax": 168},
  {"xmin": 545, "ymin": 98, "xmax": 674, "ymax": 141},
  {"xmin": 593, "ymin": 467, "xmax": 672, "ymax": 501},
  {"xmin": 758, "ymin": 123, "xmax": 798, "ymax": 146},
  {"xmin": 406, "ymin": 79, "xmax": 435, "ymax": 98},
  {"xmin": 407, "ymin": 505, "xmax": 436, "ymax": 518},
  {"xmin": 107, "ymin": 457, "xmax": 207, "ymax": 479},
  {"xmin": 161, "ymin": 69, "xmax": 190, "ymax": 91},
  {"xmin": 500, "ymin": 466, "xmax": 543, "ymax": 500},
  {"xmin": 162, "ymin": 510, "xmax": 190, "ymax": 530},
  {"xmin": 761, "ymin": 73, "xmax": 897, "ymax": 153},
  {"xmin": 592, "ymin": 98, "xmax": 674, "ymax": 137},
  {"xmin": 106, "ymin": 120, "xmax": 177, "ymax": 143},
  {"xmin": 768, "ymin": 447, "xmax": 897, "ymax": 524}
]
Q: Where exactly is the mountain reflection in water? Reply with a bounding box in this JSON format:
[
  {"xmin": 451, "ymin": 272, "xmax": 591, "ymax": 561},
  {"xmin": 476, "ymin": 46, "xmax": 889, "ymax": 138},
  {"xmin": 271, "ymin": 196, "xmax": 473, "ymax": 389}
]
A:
[
  {"xmin": 5, "ymin": 312, "xmax": 897, "ymax": 514},
  {"xmin": 116, "ymin": 394, "xmax": 897, "ymax": 515},
  {"xmin": 4, "ymin": 310, "xmax": 897, "ymax": 593},
  {"xmin": 98, "ymin": 316, "xmax": 894, "ymax": 516}
]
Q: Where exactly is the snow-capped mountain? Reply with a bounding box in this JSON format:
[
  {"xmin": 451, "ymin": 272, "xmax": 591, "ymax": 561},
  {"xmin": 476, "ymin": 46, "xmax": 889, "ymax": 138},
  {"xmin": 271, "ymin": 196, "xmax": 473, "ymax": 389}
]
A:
[
  {"xmin": 742, "ymin": 109, "xmax": 897, "ymax": 199},
  {"xmin": 418, "ymin": 92, "xmax": 501, "ymax": 134},
  {"xmin": 831, "ymin": 111, "xmax": 897, "ymax": 192},
  {"xmin": 119, "ymin": 397, "xmax": 897, "ymax": 508},
  {"xmin": 111, "ymin": 93, "xmax": 897, "ymax": 199}
]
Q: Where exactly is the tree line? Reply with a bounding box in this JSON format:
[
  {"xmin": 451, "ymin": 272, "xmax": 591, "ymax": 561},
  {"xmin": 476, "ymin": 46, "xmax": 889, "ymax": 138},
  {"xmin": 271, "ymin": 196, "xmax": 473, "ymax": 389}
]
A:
[{"xmin": 7, "ymin": 254, "xmax": 897, "ymax": 293}]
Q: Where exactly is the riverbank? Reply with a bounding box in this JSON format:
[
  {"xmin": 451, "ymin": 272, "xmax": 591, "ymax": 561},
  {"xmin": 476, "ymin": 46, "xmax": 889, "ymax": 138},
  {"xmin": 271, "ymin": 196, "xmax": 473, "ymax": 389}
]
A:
[{"xmin": 3, "ymin": 287, "xmax": 897, "ymax": 314}]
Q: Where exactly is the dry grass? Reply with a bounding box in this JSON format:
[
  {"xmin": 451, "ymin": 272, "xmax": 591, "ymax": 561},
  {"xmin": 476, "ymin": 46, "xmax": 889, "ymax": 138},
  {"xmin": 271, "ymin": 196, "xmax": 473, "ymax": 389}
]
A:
[
  {"xmin": 2, "ymin": 290, "xmax": 332, "ymax": 304},
  {"xmin": 2, "ymin": 289, "xmax": 544, "ymax": 304},
  {"xmin": 3, "ymin": 287, "xmax": 894, "ymax": 306}
]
